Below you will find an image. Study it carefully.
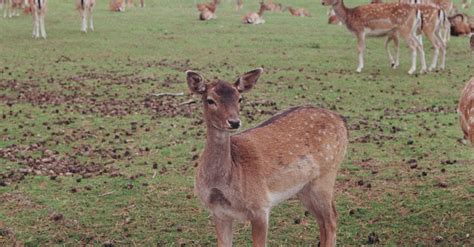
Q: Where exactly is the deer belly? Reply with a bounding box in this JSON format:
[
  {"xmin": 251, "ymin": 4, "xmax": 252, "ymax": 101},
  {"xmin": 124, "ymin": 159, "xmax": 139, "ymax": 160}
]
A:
[
  {"xmin": 268, "ymin": 182, "xmax": 307, "ymax": 206},
  {"xmin": 365, "ymin": 20, "xmax": 394, "ymax": 37}
]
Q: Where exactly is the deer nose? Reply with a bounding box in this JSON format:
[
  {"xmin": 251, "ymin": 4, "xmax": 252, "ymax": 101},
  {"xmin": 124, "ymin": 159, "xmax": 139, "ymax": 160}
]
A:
[{"xmin": 227, "ymin": 119, "xmax": 241, "ymax": 129}]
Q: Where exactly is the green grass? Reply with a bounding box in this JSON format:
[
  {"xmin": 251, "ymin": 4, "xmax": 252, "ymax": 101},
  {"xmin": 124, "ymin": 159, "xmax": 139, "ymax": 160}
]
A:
[{"xmin": 1, "ymin": 0, "xmax": 473, "ymax": 245}]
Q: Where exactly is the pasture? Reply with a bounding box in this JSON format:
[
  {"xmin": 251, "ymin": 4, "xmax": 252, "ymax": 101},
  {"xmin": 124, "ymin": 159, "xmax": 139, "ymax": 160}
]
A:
[{"xmin": 0, "ymin": 0, "xmax": 473, "ymax": 245}]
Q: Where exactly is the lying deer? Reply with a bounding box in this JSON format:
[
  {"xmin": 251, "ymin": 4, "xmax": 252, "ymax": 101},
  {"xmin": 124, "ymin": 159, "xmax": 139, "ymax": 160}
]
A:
[
  {"xmin": 448, "ymin": 13, "xmax": 472, "ymax": 36},
  {"xmin": 385, "ymin": 4, "xmax": 447, "ymax": 71},
  {"xmin": 285, "ymin": 6, "xmax": 311, "ymax": 17},
  {"xmin": 197, "ymin": 0, "xmax": 219, "ymax": 20},
  {"xmin": 321, "ymin": 0, "xmax": 427, "ymax": 74},
  {"xmin": 242, "ymin": 2, "xmax": 271, "ymax": 24},
  {"xmin": 458, "ymin": 77, "xmax": 474, "ymax": 146},
  {"xmin": 109, "ymin": 0, "xmax": 124, "ymax": 12},
  {"xmin": 76, "ymin": 0, "xmax": 95, "ymax": 32},
  {"xmin": 187, "ymin": 68, "xmax": 348, "ymax": 247},
  {"xmin": 32, "ymin": 0, "xmax": 47, "ymax": 39}
]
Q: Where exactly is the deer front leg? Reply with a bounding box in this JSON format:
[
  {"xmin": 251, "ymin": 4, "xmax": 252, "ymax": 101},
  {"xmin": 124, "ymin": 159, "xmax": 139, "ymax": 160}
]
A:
[
  {"xmin": 81, "ymin": 10, "xmax": 87, "ymax": 32},
  {"xmin": 251, "ymin": 210, "xmax": 269, "ymax": 247},
  {"xmin": 355, "ymin": 33, "xmax": 365, "ymax": 73},
  {"xmin": 213, "ymin": 215, "xmax": 233, "ymax": 247},
  {"xmin": 40, "ymin": 14, "xmax": 46, "ymax": 38}
]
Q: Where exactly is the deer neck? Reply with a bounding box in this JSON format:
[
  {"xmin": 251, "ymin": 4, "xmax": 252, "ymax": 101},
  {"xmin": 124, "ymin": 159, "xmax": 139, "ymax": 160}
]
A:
[
  {"xmin": 200, "ymin": 126, "xmax": 233, "ymax": 185},
  {"xmin": 332, "ymin": 0, "xmax": 350, "ymax": 25}
]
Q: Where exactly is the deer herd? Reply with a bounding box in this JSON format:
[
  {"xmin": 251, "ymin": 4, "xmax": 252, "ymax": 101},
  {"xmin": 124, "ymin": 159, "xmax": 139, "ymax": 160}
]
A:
[
  {"xmin": 1, "ymin": 0, "xmax": 473, "ymax": 246},
  {"xmin": 0, "ymin": 0, "xmax": 144, "ymax": 38}
]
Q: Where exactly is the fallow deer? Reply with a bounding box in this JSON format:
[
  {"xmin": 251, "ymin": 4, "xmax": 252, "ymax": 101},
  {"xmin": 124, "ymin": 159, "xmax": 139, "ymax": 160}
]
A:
[
  {"xmin": 242, "ymin": 2, "xmax": 271, "ymax": 24},
  {"xmin": 236, "ymin": 0, "xmax": 243, "ymax": 11},
  {"xmin": 76, "ymin": 0, "xmax": 95, "ymax": 32},
  {"xmin": 321, "ymin": 0, "xmax": 427, "ymax": 74},
  {"xmin": 32, "ymin": 0, "xmax": 47, "ymax": 39},
  {"xmin": 187, "ymin": 68, "xmax": 348, "ymax": 247},
  {"xmin": 109, "ymin": 0, "xmax": 125, "ymax": 12},
  {"xmin": 458, "ymin": 77, "xmax": 474, "ymax": 146},
  {"xmin": 197, "ymin": 0, "xmax": 218, "ymax": 20},
  {"xmin": 448, "ymin": 13, "xmax": 472, "ymax": 36},
  {"xmin": 386, "ymin": 4, "xmax": 447, "ymax": 71},
  {"xmin": 2, "ymin": 0, "xmax": 17, "ymax": 18},
  {"xmin": 285, "ymin": 6, "xmax": 311, "ymax": 17},
  {"xmin": 400, "ymin": 0, "xmax": 453, "ymax": 43},
  {"xmin": 266, "ymin": 0, "xmax": 283, "ymax": 12}
]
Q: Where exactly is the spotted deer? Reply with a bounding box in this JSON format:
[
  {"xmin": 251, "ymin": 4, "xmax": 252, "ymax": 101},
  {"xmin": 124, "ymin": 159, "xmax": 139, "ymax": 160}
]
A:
[
  {"xmin": 187, "ymin": 68, "xmax": 348, "ymax": 247},
  {"xmin": 285, "ymin": 6, "xmax": 311, "ymax": 17},
  {"xmin": 321, "ymin": 0, "xmax": 426, "ymax": 74},
  {"xmin": 242, "ymin": 1, "xmax": 271, "ymax": 24},
  {"xmin": 400, "ymin": 0, "xmax": 453, "ymax": 43},
  {"xmin": 386, "ymin": 4, "xmax": 447, "ymax": 71},
  {"xmin": 32, "ymin": 0, "xmax": 47, "ymax": 39},
  {"xmin": 76, "ymin": 0, "xmax": 95, "ymax": 32},
  {"xmin": 109, "ymin": 0, "xmax": 124, "ymax": 12},
  {"xmin": 197, "ymin": 0, "xmax": 218, "ymax": 20},
  {"xmin": 458, "ymin": 77, "xmax": 474, "ymax": 146},
  {"xmin": 3, "ymin": 0, "xmax": 22, "ymax": 18}
]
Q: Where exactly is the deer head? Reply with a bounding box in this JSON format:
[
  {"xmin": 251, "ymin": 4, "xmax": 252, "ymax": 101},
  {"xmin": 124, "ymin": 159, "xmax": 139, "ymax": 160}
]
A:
[{"xmin": 186, "ymin": 68, "xmax": 263, "ymax": 131}]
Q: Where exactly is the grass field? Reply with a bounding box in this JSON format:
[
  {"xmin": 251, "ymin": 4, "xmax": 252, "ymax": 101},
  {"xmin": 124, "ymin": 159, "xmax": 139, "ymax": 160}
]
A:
[{"xmin": 0, "ymin": 0, "xmax": 473, "ymax": 245}]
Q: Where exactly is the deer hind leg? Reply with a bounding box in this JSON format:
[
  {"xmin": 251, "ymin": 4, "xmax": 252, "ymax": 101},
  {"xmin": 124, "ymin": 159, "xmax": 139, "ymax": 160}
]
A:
[
  {"xmin": 356, "ymin": 33, "xmax": 366, "ymax": 73},
  {"xmin": 385, "ymin": 32, "xmax": 400, "ymax": 69},
  {"xmin": 33, "ymin": 11, "xmax": 39, "ymax": 38},
  {"xmin": 298, "ymin": 181, "xmax": 337, "ymax": 247},
  {"xmin": 213, "ymin": 215, "xmax": 234, "ymax": 247}
]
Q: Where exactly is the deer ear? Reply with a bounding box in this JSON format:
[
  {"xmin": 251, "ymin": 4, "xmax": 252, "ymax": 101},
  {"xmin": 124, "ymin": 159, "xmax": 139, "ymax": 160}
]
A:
[
  {"xmin": 234, "ymin": 68, "xmax": 263, "ymax": 93},
  {"xmin": 186, "ymin": 70, "xmax": 206, "ymax": 95}
]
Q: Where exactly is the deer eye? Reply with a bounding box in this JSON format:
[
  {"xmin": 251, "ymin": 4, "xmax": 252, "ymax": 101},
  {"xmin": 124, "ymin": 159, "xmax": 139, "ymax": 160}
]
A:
[
  {"xmin": 238, "ymin": 97, "xmax": 243, "ymax": 103},
  {"xmin": 206, "ymin": 98, "xmax": 216, "ymax": 105}
]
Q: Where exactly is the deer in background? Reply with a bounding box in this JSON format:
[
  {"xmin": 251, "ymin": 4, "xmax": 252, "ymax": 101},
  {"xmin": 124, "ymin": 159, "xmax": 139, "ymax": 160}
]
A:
[
  {"xmin": 76, "ymin": 0, "xmax": 95, "ymax": 32},
  {"xmin": 242, "ymin": 1, "xmax": 271, "ymax": 24},
  {"xmin": 458, "ymin": 77, "xmax": 474, "ymax": 146},
  {"xmin": 31, "ymin": 0, "xmax": 47, "ymax": 38},
  {"xmin": 266, "ymin": 0, "xmax": 283, "ymax": 12},
  {"xmin": 462, "ymin": 0, "xmax": 471, "ymax": 9},
  {"xmin": 321, "ymin": 0, "xmax": 426, "ymax": 74},
  {"xmin": 448, "ymin": 13, "xmax": 472, "ymax": 36},
  {"xmin": 3, "ymin": 0, "xmax": 23, "ymax": 18},
  {"xmin": 236, "ymin": 0, "xmax": 243, "ymax": 11},
  {"xmin": 197, "ymin": 0, "xmax": 219, "ymax": 20},
  {"xmin": 285, "ymin": 6, "xmax": 311, "ymax": 17},
  {"xmin": 109, "ymin": 0, "xmax": 124, "ymax": 12},
  {"xmin": 187, "ymin": 68, "xmax": 348, "ymax": 247},
  {"xmin": 385, "ymin": 4, "xmax": 447, "ymax": 71}
]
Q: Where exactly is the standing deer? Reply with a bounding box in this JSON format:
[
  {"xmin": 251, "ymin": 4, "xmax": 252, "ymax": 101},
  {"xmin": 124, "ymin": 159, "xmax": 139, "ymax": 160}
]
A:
[
  {"xmin": 321, "ymin": 0, "xmax": 427, "ymax": 74},
  {"xmin": 385, "ymin": 4, "xmax": 447, "ymax": 71},
  {"xmin": 76, "ymin": 0, "xmax": 95, "ymax": 32},
  {"xmin": 236, "ymin": 0, "xmax": 243, "ymax": 11},
  {"xmin": 242, "ymin": 2, "xmax": 271, "ymax": 24},
  {"xmin": 458, "ymin": 77, "xmax": 474, "ymax": 146},
  {"xmin": 32, "ymin": 0, "xmax": 47, "ymax": 39},
  {"xmin": 187, "ymin": 68, "xmax": 348, "ymax": 247}
]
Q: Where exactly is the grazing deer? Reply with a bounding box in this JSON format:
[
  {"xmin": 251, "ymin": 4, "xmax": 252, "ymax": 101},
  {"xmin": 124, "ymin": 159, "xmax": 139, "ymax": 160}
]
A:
[
  {"xmin": 187, "ymin": 68, "xmax": 348, "ymax": 247},
  {"xmin": 386, "ymin": 4, "xmax": 447, "ymax": 71},
  {"xmin": 285, "ymin": 6, "xmax": 311, "ymax": 17},
  {"xmin": 76, "ymin": 0, "xmax": 95, "ymax": 32},
  {"xmin": 109, "ymin": 0, "xmax": 124, "ymax": 12},
  {"xmin": 32, "ymin": 0, "xmax": 47, "ymax": 39},
  {"xmin": 321, "ymin": 0, "xmax": 427, "ymax": 74},
  {"xmin": 458, "ymin": 77, "xmax": 474, "ymax": 146},
  {"xmin": 242, "ymin": 2, "xmax": 271, "ymax": 24}
]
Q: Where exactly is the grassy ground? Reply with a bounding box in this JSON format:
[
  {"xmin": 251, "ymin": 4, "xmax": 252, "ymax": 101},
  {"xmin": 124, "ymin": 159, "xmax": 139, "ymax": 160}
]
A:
[{"xmin": 0, "ymin": 0, "xmax": 473, "ymax": 245}]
